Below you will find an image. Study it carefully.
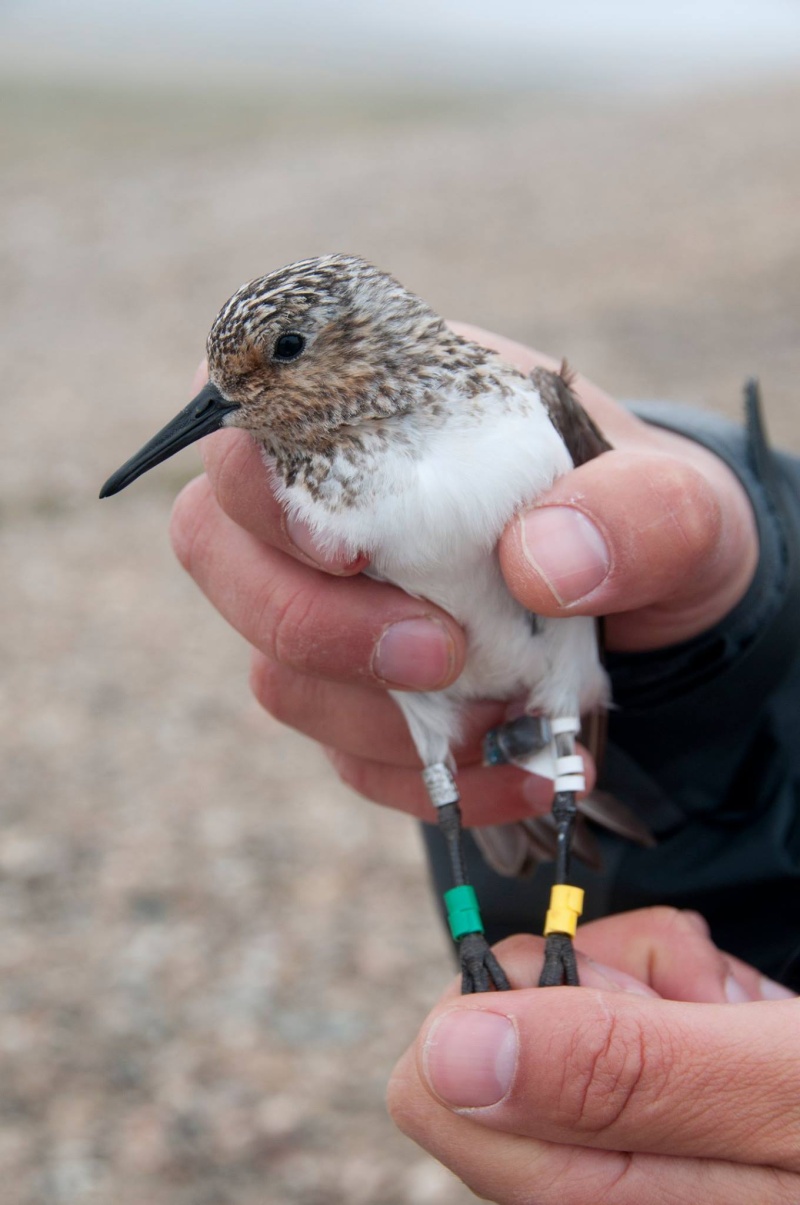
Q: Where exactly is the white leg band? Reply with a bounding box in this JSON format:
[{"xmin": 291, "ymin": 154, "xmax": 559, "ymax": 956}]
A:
[
  {"xmin": 554, "ymin": 773, "xmax": 586, "ymax": 793},
  {"xmin": 551, "ymin": 716, "xmax": 580, "ymax": 736},
  {"xmin": 422, "ymin": 763, "xmax": 460, "ymax": 808}
]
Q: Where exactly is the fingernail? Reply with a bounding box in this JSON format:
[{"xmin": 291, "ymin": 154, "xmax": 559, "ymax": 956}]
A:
[
  {"xmin": 521, "ymin": 507, "xmax": 610, "ymax": 606},
  {"xmin": 373, "ymin": 618, "xmax": 456, "ymax": 689},
  {"xmin": 759, "ymin": 976, "xmax": 796, "ymax": 1001},
  {"xmin": 725, "ymin": 974, "xmax": 756, "ymax": 1003},
  {"xmin": 423, "ymin": 1010, "xmax": 517, "ymax": 1108},
  {"xmin": 285, "ymin": 513, "xmax": 362, "ymax": 573}
]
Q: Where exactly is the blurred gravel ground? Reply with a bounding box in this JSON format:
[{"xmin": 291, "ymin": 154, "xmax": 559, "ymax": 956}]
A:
[{"xmin": 1, "ymin": 78, "xmax": 799, "ymax": 1204}]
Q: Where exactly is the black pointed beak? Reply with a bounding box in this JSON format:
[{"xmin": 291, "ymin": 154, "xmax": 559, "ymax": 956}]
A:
[{"xmin": 99, "ymin": 382, "xmax": 241, "ymax": 498}]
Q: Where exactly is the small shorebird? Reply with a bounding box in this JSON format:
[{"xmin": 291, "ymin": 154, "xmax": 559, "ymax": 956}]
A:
[{"xmin": 102, "ymin": 254, "xmax": 645, "ymax": 992}]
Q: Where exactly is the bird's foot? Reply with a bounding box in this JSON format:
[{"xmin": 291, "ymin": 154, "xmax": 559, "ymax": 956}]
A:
[
  {"xmin": 539, "ymin": 931, "xmax": 580, "ymax": 987},
  {"xmin": 458, "ymin": 932, "xmax": 511, "ymax": 994}
]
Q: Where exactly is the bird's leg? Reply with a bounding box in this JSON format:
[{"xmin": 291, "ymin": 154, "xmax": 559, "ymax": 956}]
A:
[
  {"xmin": 539, "ymin": 717, "xmax": 585, "ymax": 988},
  {"xmin": 422, "ymin": 763, "xmax": 511, "ymax": 994}
]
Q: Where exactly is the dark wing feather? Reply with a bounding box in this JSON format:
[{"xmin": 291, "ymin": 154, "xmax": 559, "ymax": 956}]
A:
[
  {"xmin": 530, "ymin": 362, "xmax": 612, "ymax": 465},
  {"xmin": 578, "ymin": 791, "xmax": 657, "ymax": 848}
]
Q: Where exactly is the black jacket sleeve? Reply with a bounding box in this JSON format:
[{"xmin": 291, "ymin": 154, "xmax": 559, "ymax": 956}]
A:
[{"xmin": 423, "ymin": 386, "xmax": 800, "ymax": 987}]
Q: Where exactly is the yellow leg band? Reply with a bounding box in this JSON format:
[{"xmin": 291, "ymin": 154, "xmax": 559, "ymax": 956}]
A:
[{"xmin": 543, "ymin": 885, "xmax": 585, "ymax": 938}]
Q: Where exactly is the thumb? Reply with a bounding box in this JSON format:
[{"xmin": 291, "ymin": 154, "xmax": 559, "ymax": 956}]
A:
[
  {"xmin": 414, "ymin": 988, "xmax": 800, "ymax": 1170},
  {"xmin": 499, "ymin": 447, "xmax": 756, "ymax": 651}
]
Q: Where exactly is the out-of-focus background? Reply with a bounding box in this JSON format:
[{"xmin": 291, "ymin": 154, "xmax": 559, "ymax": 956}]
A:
[{"xmin": 2, "ymin": 2, "xmax": 799, "ymax": 1201}]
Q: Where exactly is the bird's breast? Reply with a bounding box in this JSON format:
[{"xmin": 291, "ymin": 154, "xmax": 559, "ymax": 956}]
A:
[
  {"xmin": 274, "ymin": 394, "xmax": 581, "ymax": 703},
  {"xmin": 279, "ymin": 390, "xmax": 573, "ymax": 567}
]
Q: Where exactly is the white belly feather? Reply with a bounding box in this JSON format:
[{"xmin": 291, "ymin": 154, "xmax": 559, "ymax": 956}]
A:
[{"xmin": 276, "ymin": 382, "xmax": 609, "ymax": 765}]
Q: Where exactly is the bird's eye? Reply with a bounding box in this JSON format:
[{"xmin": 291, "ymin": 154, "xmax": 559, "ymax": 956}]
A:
[{"xmin": 273, "ymin": 333, "xmax": 306, "ymax": 362}]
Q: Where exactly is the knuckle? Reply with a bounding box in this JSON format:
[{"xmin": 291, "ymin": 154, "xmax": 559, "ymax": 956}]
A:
[
  {"xmin": 268, "ymin": 583, "xmax": 318, "ymax": 669},
  {"xmin": 324, "ymin": 748, "xmax": 364, "ymax": 793},
  {"xmin": 645, "ymin": 905, "xmax": 706, "ymax": 941},
  {"xmin": 253, "ymin": 580, "xmax": 317, "ymax": 668},
  {"xmin": 643, "ymin": 906, "xmax": 723, "ymax": 970},
  {"xmin": 249, "ymin": 656, "xmax": 291, "ymax": 722},
  {"xmin": 678, "ymin": 909, "xmax": 712, "ymax": 938},
  {"xmin": 325, "ymin": 750, "xmax": 395, "ymax": 809},
  {"xmin": 554, "ymin": 997, "xmax": 664, "ymax": 1137},
  {"xmin": 385, "ymin": 1069, "xmax": 414, "ymax": 1136}
]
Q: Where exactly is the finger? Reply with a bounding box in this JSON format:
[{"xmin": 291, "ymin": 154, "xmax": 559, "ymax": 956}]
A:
[
  {"xmin": 250, "ymin": 652, "xmax": 509, "ymax": 767},
  {"xmin": 434, "ymin": 934, "xmax": 659, "ymax": 1002},
  {"xmin": 499, "ymin": 448, "xmax": 758, "ymax": 650},
  {"xmin": 451, "ymin": 326, "xmax": 758, "ymax": 651},
  {"xmin": 575, "ymin": 907, "xmax": 793, "ymax": 1004},
  {"xmin": 325, "ymin": 746, "xmax": 595, "ymax": 826},
  {"xmin": 170, "ymin": 474, "xmax": 466, "ymax": 690},
  {"xmin": 202, "ymin": 427, "xmax": 370, "ymax": 575},
  {"xmin": 415, "ymin": 988, "xmax": 800, "ymax": 1170},
  {"xmin": 431, "ymin": 926, "xmax": 791, "ymax": 1010},
  {"xmin": 724, "ymin": 952, "xmax": 796, "ymax": 1002},
  {"xmin": 389, "ymin": 1045, "xmax": 800, "ymax": 1205}
]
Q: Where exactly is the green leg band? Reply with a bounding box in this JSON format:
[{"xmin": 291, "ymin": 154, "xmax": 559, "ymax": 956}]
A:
[{"xmin": 444, "ymin": 884, "xmax": 484, "ymax": 941}]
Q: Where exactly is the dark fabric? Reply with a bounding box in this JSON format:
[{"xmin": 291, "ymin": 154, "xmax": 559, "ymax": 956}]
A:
[{"xmin": 423, "ymin": 390, "xmax": 800, "ymax": 988}]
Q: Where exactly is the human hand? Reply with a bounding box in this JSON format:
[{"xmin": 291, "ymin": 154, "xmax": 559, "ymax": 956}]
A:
[
  {"xmin": 453, "ymin": 326, "xmax": 758, "ymax": 653},
  {"xmin": 169, "ymin": 329, "xmax": 758, "ymax": 824},
  {"xmin": 388, "ymin": 907, "xmax": 798, "ymax": 1205}
]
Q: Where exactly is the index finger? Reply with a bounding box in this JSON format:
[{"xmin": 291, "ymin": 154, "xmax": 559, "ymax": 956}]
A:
[{"xmin": 170, "ymin": 473, "xmax": 467, "ymax": 691}]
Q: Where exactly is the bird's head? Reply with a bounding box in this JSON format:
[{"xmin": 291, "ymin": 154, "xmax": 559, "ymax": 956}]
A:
[{"xmin": 100, "ymin": 254, "xmax": 449, "ymax": 498}]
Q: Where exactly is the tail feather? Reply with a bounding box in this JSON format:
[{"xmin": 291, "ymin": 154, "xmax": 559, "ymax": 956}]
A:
[
  {"xmin": 472, "ymin": 791, "xmax": 653, "ymax": 879},
  {"xmin": 578, "ymin": 790, "xmax": 657, "ymax": 849}
]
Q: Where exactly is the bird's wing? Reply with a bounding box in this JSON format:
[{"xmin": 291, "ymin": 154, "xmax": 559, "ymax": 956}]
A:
[{"xmin": 530, "ymin": 362, "xmax": 613, "ymax": 465}]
